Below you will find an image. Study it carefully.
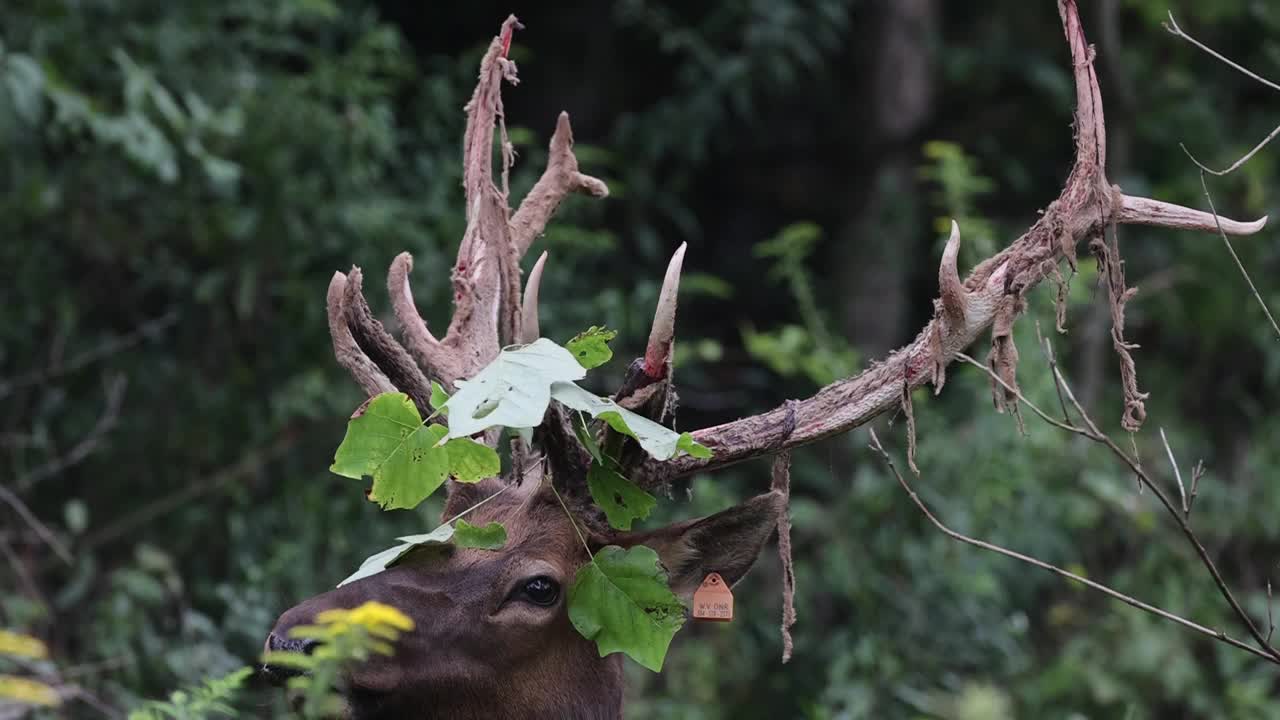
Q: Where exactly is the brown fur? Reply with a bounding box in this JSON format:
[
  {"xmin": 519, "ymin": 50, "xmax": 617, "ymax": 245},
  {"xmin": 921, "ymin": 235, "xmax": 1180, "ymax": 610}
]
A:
[{"xmin": 266, "ymin": 479, "xmax": 784, "ymax": 719}]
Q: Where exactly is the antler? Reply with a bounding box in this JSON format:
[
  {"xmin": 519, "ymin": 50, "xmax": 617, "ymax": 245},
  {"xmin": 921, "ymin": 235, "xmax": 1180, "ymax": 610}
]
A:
[
  {"xmin": 326, "ymin": 16, "xmax": 609, "ymax": 409},
  {"xmin": 634, "ymin": 0, "xmax": 1267, "ymax": 484}
]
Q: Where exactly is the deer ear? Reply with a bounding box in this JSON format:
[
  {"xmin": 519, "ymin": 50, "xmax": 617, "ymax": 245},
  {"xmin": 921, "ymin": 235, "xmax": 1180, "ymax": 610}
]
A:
[{"xmin": 618, "ymin": 491, "xmax": 785, "ymax": 599}]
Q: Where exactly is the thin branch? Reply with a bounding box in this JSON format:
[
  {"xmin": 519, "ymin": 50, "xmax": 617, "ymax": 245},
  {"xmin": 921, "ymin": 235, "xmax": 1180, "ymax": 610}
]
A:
[
  {"xmin": 1159, "ymin": 427, "xmax": 1188, "ymax": 516},
  {"xmin": 1269, "ymin": 581, "xmax": 1275, "ymax": 646},
  {"xmin": 1184, "ymin": 163, "xmax": 1280, "ymax": 340},
  {"xmin": 955, "ymin": 353, "xmax": 1085, "ymax": 437},
  {"xmin": 868, "ymin": 429, "xmax": 1277, "ymax": 665},
  {"xmin": 962, "ymin": 341, "xmax": 1280, "ymax": 663},
  {"xmin": 1181, "ymin": 123, "xmax": 1280, "ymax": 177},
  {"xmin": 0, "ymin": 312, "xmax": 174, "ymax": 401},
  {"xmin": 0, "ymin": 536, "xmax": 51, "ymax": 611},
  {"xmin": 1189, "ymin": 460, "xmax": 1204, "ymax": 516},
  {"xmin": 1035, "ymin": 320, "xmax": 1073, "ymax": 424},
  {"xmin": 80, "ymin": 432, "xmax": 298, "ymax": 554},
  {"xmin": 17, "ymin": 375, "xmax": 127, "ymax": 492},
  {"xmin": 0, "ymin": 485, "xmax": 71, "ymax": 564},
  {"xmin": 1165, "ymin": 12, "xmax": 1280, "ymax": 93}
]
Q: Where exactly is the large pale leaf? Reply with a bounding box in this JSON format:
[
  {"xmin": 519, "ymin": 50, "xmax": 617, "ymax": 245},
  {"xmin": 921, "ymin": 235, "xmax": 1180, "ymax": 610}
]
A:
[
  {"xmin": 339, "ymin": 518, "xmax": 508, "ymax": 586},
  {"xmin": 339, "ymin": 524, "xmax": 455, "ymax": 586},
  {"xmin": 568, "ymin": 545, "xmax": 686, "ymax": 672},
  {"xmin": 587, "ymin": 460, "xmax": 656, "ymax": 531},
  {"xmin": 550, "ymin": 382, "xmax": 711, "ymax": 460},
  {"xmin": 443, "ymin": 339, "xmax": 585, "ymax": 439},
  {"xmin": 329, "ymin": 393, "xmax": 451, "ymax": 510}
]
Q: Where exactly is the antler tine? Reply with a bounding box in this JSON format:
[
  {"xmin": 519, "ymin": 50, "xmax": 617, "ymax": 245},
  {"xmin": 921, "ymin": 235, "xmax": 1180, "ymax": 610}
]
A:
[
  {"xmin": 388, "ymin": 252, "xmax": 465, "ymax": 386},
  {"xmin": 439, "ymin": 17, "xmax": 522, "ymax": 381},
  {"xmin": 327, "ymin": 271, "xmax": 395, "ymax": 398},
  {"xmin": 511, "ymin": 112, "xmax": 610, "ymax": 258},
  {"xmin": 342, "ymin": 266, "xmax": 436, "ymax": 416},
  {"xmin": 1116, "ymin": 194, "xmax": 1267, "ymax": 235},
  {"xmin": 644, "ymin": 242, "xmax": 687, "ymax": 379},
  {"xmin": 938, "ymin": 220, "xmax": 967, "ymax": 327},
  {"xmin": 627, "ymin": 0, "xmax": 1270, "ymax": 486},
  {"xmin": 519, "ymin": 251, "xmax": 548, "ymax": 344}
]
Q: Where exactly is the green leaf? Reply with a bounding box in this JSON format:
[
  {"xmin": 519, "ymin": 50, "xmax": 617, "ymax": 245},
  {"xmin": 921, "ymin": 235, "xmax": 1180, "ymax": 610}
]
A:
[
  {"xmin": 443, "ymin": 338, "xmax": 585, "ymax": 439},
  {"xmin": 430, "ymin": 380, "xmax": 450, "ymax": 415},
  {"xmin": 573, "ymin": 412, "xmax": 603, "ymax": 463},
  {"xmin": 329, "ymin": 393, "xmax": 451, "ymax": 510},
  {"xmin": 550, "ymin": 382, "xmax": 711, "ymax": 461},
  {"xmin": 587, "ymin": 460, "xmax": 656, "ymax": 530},
  {"xmin": 454, "ymin": 519, "xmax": 507, "ymax": 550},
  {"xmin": 568, "ymin": 545, "xmax": 686, "ymax": 672},
  {"xmin": 677, "ymin": 432, "xmax": 713, "ymax": 459},
  {"xmin": 339, "ymin": 524, "xmax": 455, "ymax": 587},
  {"xmin": 566, "ymin": 326, "xmax": 618, "ymax": 369},
  {"xmin": 444, "ymin": 437, "xmax": 500, "ymax": 483}
]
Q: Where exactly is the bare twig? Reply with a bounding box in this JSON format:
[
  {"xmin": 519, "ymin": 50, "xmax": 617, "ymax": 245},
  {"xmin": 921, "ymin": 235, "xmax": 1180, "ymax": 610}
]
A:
[
  {"xmin": 1165, "ymin": 12, "xmax": 1280, "ymax": 92},
  {"xmin": 1269, "ymin": 581, "xmax": 1275, "ymax": 646},
  {"xmin": 81, "ymin": 431, "xmax": 298, "ymax": 553},
  {"xmin": 960, "ymin": 343, "xmax": 1280, "ymax": 662},
  {"xmin": 868, "ymin": 429, "xmax": 1278, "ymax": 665},
  {"xmin": 17, "ymin": 375, "xmax": 128, "ymax": 492},
  {"xmin": 1159, "ymin": 427, "xmax": 1188, "ymax": 516},
  {"xmin": 1189, "ymin": 460, "xmax": 1204, "ymax": 516},
  {"xmin": 1035, "ymin": 320, "xmax": 1073, "ymax": 424},
  {"xmin": 1185, "ymin": 163, "xmax": 1280, "ymax": 340},
  {"xmin": 0, "ymin": 536, "xmax": 51, "ymax": 611},
  {"xmin": 1181, "ymin": 124, "xmax": 1280, "ymax": 177},
  {"xmin": 0, "ymin": 313, "xmax": 174, "ymax": 401},
  {"xmin": 0, "ymin": 485, "xmax": 71, "ymax": 565},
  {"xmin": 955, "ymin": 353, "xmax": 1084, "ymax": 437}
]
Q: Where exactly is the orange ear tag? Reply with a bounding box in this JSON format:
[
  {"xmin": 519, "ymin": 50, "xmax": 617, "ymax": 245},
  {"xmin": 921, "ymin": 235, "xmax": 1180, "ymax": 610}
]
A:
[{"xmin": 692, "ymin": 572, "xmax": 734, "ymax": 622}]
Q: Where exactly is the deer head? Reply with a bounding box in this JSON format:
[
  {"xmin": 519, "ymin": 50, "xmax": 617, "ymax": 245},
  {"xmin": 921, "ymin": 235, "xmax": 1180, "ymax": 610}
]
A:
[
  {"xmin": 264, "ymin": 4, "xmax": 1267, "ymax": 718},
  {"xmin": 266, "ymin": 472, "xmax": 783, "ymax": 719}
]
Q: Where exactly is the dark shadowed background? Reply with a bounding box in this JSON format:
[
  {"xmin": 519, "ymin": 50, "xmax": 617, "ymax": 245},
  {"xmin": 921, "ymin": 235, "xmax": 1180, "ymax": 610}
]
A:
[{"xmin": 4, "ymin": 0, "xmax": 1280, "ymax": 717}]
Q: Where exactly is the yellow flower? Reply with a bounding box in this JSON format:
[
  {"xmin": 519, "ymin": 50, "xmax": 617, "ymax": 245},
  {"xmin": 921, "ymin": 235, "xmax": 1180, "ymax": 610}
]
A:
[
  {"xmin": 315, "ymin": 601, "xmax": 414, "ymax": 634},
  {"xmin": 0, "ymin": 675, "xmax": 61, "ymax": 707},
  {"xmin": 0, "ymin": 631, "xmax": 48, "ymax": 660}
]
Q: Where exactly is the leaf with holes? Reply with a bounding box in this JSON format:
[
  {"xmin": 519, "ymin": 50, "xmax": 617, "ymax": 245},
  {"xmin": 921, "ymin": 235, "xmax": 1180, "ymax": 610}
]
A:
[
  {"xmin": 454, "ymin": 519, "xmax": 507, "ymax": 550},
  {"xmin": 568, "ymin": 545, "xmax": 686, "ymax": 672},
  {"xmin": 550, "ymin": 382, "xmax": 711, "ymax": 461},
  {"xmin": 330, "ymin": 393, "xmax": 451, "ymax": 510},
  {"xmin": 587, "ymin": 460, "xmax": 656, "ymax": 531},
  {"xmin": 444, "ymin": 437, "xmax": 500, "ymax": 483},
  {"xmin": 566, "ymin": 326, "xmax": 618, "ymax": 369},
  {"xmin": 442, "ymin": 338, "xmax": 585, "ymax": 439}
]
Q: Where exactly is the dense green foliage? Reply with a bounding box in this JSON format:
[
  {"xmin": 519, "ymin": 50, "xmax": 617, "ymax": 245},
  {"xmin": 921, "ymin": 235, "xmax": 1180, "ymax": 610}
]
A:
[{"xmin": 3, "ymin": 0, "xmax": 1280, "ymax": 718}]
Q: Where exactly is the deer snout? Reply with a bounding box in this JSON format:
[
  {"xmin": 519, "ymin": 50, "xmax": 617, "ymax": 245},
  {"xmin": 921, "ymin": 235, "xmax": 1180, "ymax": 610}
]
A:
[
  {"xmin": 261, "ymin": 627, "xmax": 320, "ymax": 685},
  {"xmin": 266, "ymin": 632, "xmax": 320, "ymax": 655}
]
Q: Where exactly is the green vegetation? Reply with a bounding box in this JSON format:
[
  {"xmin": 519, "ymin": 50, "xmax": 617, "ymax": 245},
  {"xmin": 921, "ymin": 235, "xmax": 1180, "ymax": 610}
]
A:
[{"xmin": 3, "ymin": 1, "xmax": 1280, "ymax": 718}]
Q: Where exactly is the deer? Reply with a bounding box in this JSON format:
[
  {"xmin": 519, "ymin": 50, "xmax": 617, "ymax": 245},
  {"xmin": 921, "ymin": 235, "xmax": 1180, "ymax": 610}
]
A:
[{"xmin": 263, "ymin": 3, "xmax": 1269, "ymax": 718}]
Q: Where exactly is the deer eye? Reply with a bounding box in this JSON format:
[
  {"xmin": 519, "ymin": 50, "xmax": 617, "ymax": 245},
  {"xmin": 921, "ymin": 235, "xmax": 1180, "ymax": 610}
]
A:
[{"xmin": 521, "ymin": 576, "xmax": 560, "ymax": 606}]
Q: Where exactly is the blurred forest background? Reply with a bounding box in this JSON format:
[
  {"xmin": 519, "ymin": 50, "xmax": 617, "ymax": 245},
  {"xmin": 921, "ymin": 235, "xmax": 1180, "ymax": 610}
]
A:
[{"xmin": 3, "ymin": 0, "xmax": 1280, "ymax": 718}]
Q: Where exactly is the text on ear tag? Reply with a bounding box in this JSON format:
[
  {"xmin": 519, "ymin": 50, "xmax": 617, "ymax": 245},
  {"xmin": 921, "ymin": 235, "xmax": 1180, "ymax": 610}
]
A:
[{"xmin": 692, "ymin": 572, "xmax": 733, "ymax": 622}]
